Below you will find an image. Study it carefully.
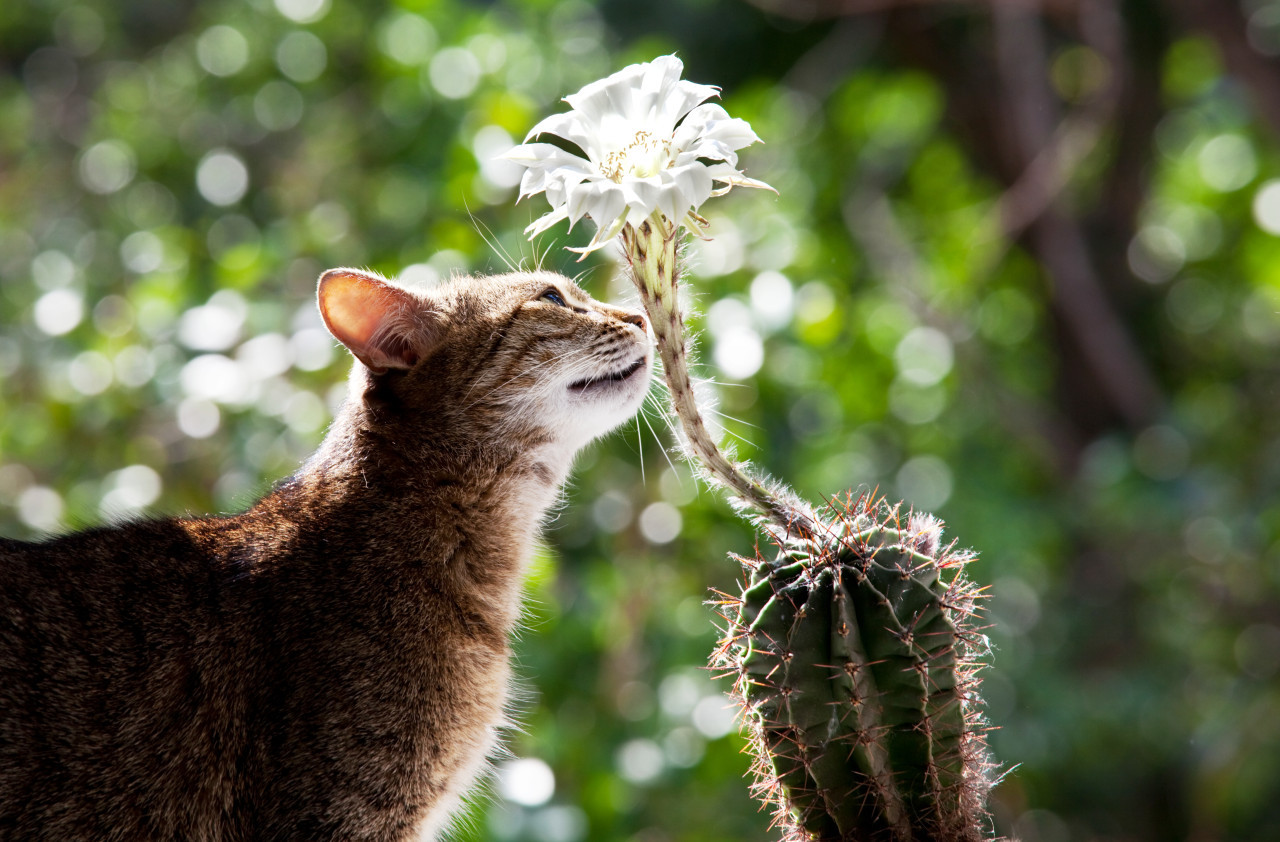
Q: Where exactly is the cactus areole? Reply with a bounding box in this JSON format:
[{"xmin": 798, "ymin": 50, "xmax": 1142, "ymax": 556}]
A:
[{"xmin": 717, "ymin": 495, "xmax": 998, "ymax": 842}]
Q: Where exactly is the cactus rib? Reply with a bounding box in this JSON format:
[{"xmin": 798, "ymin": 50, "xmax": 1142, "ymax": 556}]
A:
[{"xmin": 716, "ymin": 493, "xmax": 997, "ymax": 842}]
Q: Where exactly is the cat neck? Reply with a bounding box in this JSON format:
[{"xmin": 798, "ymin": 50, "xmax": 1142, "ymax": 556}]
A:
[
  {"xmin": 305, "ymin": 374, "xmax": 575, "ymax": 505},
  {"xmin": 241, "ymin": 373, "xmax": 573, "ymax": 619}
]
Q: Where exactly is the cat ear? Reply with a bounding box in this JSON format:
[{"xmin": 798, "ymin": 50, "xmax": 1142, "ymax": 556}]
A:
[{"xmin": 317, "ymin": 268, "xmax": 442, "ymax": 374}]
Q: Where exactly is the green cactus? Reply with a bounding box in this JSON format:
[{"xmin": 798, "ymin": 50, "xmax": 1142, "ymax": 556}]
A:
[{"xmin": 714, "ymin": 494, "xmax": 997, "ymax": 842}]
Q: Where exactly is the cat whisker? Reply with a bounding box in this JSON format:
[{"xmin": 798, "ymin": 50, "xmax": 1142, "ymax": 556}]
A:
[
  {"xmin": 646, "ymin": 371, "xmax": 752, "ymax": 419},
  {"xmin": 637, "ymin": 398, "xmax": 681, "ymax": 479},
  {"xmin": 634, "ymin": 414, "xmax": 645, "ymax": 487},
  {"xmin": 718, "ymin": 424, "xmax": 756, "ymax": 448},
  {"xmin": 466, "ymin": 206, "xmax": 521, "ymax": 275},
  {"xmin": 489, "ymin": 350, "xmax": 608, "ymax": 424},
  {"xmin": 645, "ymin": 375, "xmax": 758, "ymax": 448},
  {"xmin": 688, "ymin": 374, "xmax": 753, "ymax": 389},
  {"xmin": 535, "ymin": 238, "xmax": 557, "ymax": 273},
  {"xmin": 642, "ymin": 380, "xmax": 683, "ymax": 448},
  {"xmin": 460, "ymin": 346, "xmax": 594, "ymax": 411},
  {"xmin": 519, "ymin": 234, "xmax": 562, "ymax": 275},
  {"xmin": 699, "ymin": 405, "xmax": 760, "ymax": 431}
]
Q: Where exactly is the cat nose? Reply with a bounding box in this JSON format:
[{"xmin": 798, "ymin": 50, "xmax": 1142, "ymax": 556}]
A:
[{"xmin": 620, "ymin": 311, "xmax": 647, "ymax": 331}]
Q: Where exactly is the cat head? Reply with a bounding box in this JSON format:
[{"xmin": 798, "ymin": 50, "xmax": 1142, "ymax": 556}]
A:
[{"xmin": 317, "ymin": 267, "xmax": 652, "ymax": 453}]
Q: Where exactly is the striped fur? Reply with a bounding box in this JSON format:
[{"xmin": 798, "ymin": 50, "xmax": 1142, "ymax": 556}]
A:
[{"xmin": 0, "ymin": 269, "xmax": 651, "ymax": 841}]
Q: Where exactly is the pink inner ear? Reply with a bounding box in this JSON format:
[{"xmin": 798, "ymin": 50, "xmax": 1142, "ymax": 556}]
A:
[{"xmin": 318, "ymin": 269, "xmax": 422, "ymax": 372}]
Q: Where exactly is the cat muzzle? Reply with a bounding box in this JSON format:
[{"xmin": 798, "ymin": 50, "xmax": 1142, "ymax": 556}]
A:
[{"xmin": 567, "ymin": 355, "xmax": 648, "ymax": 393}]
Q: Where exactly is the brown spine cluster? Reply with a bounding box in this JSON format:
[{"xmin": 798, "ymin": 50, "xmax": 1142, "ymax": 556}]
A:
[{"xmin": 712, "ymin": 494, "xmax": 1000, "ymax": 842}]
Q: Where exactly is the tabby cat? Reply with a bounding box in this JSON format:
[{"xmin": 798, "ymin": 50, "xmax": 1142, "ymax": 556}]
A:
[{"xmin": 0, "ymin": 267, "xmax": 652, "ymax": 840}]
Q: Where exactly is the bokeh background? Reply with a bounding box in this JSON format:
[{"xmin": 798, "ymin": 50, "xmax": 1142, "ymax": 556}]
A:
[{"xmin": 3, "ymin": 0, "xmax": 1280, "ymax": 839}]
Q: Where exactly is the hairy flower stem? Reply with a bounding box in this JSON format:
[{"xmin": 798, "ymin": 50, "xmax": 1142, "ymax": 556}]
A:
[{"xmin": 623, "ymin": 218, "xmax": 819, "ymax": 540}]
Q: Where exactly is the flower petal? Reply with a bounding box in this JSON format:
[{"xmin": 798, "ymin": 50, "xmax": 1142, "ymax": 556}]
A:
[
  {"xmin": 670, "ymin": 162, "xmax": 714, "ymax": 207},
  {"xmin": 585, "ymin": 181, "xmax": 627, "ymax": 229},
  {"xmin": 518, "ymin": 166, "xmax": 547, "ymax": 200},
  {"xmin": 705, "ymin": 161, "xmax": 776, "ymax": 194},
  {"xmin": 674, "ymin": 104, "xmax": 761, "ymax": 157},
  {"xmin": 523, "ymin": 111, "xmax": 605, "ymax": 161},
  {"xmin": 570, "ymin": 204, "xmax": 631, "ymax": 257},
  {"xmin": 525, "ymin": 204, "xmax": 570, "ymax": 238},
  {"xmin": 621, "ymin": 177, "xmax": 665, "ymax": 226},
  {"xmin": 644, "ymin": 55, "xmax": 720, "ymax": 129},
  {"xmin": 501, "ymin": 141, "xmax": 585, "ymax": 166},
  {"xmin": 563, "ymin": 176, "xmax": 619, "ymax": 227},
  {"xmin": 680, "ymin": 138, "xmax": 740, "ymax": 167},
  {"xmin": 703, "ymin": 117, "xmax": 762, "ymax": 150},
  {"xmin": 504, "ymin": 142, "xmax": 593, "ymax": 198},
  {"xmin": 566, "ymin": 64, "xmax": 648, "ymax": 131},
  {"xmin": 650, "ymin": 162, "xmax": 711, "ymax": 222},
  {"xmin": 529, "ymin": 164, "xmax": 592, "ymax": 201}
]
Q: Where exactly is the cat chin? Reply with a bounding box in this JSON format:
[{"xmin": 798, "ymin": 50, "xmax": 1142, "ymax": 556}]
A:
[{"xmin": 553, "ymin": 358, "xmax": 652, "ymax": 445}]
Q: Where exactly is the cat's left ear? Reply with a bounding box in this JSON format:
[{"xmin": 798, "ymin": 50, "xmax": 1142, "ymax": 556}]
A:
[{"xmin": 318, "ymin": 268, "xmax": 444, "ymax": 374}]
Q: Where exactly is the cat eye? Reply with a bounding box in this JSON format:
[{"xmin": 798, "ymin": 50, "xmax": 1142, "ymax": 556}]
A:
[{"xmin": 540, "ymin": 288, "xmax": 569, "ymax": 307}]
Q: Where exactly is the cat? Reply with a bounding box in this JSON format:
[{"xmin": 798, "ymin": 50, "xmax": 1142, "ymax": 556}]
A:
[{"xmin": 0, "ymin": 267, "xmax": 652, "ymax": 841}]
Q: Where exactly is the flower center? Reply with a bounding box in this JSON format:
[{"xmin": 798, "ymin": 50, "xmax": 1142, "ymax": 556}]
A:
[{"xmin": 601, "ymin": 130, "xmax": 673, "ymax": 182}]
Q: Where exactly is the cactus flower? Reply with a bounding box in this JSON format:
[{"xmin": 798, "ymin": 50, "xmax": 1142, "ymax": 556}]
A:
[
  {"xmin": 506, "ymin": 55, "xmax": 1000, "ymax": 842},
  {"xmin": 505, "ymin": 53, "xmax": 812, "ymax": 536},
  {"xmin": 503, "ymin": 54, "xmax": 773, "ymax": 255}
]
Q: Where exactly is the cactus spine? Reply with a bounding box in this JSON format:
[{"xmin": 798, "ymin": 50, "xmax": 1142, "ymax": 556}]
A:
[{"xmin": 715, "ymin": 494, "xmax": 997, "ymax": 842}]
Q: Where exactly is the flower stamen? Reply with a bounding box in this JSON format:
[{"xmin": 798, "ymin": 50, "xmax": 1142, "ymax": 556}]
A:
[{"xmin": 602, "ymin": 130, "xmax": 674, "ymax": 182}]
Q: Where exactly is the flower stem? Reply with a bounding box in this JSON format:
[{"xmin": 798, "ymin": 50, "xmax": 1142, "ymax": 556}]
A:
[{"xmin": 623, "ymin": 218, "xmax": 819, "ymax": 541}]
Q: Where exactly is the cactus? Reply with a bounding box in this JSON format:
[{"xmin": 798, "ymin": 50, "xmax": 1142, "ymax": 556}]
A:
[
  {"xmin": 504, "ymin": 57, "xmax": 1003, "ymax": 842},
  {"xmin": 714, "ymin": 493, "xmax": 997, "ymax": 842}
]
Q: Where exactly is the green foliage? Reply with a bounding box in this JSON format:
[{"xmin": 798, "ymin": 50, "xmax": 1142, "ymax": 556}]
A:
[{"xmin": 4, "ymin": 1, "xmax": 1280, "ymax": 841}]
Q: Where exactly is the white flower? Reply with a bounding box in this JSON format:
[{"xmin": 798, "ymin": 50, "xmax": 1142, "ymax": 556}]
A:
[{"xmin": 503, "ymin": 55, "xmax": 773, "ymax": 254}]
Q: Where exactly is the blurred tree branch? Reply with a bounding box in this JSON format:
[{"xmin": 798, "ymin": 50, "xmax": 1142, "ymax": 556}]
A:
[
  {"xmin": 991, "ymin": 1, "xmax": 1165, "ymax": 431},
  {"xmin": 1172, "ymin": 0, "xmax": 1280, "ymax": 137},
  {"xmin": 989, "ymin": 0, "xmax": 1121, "ymax": 242}
]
